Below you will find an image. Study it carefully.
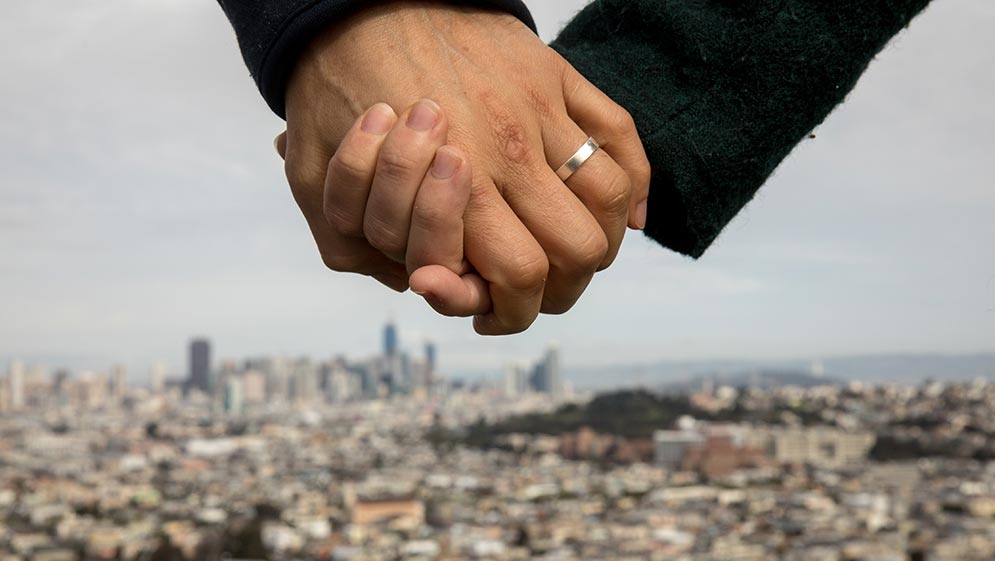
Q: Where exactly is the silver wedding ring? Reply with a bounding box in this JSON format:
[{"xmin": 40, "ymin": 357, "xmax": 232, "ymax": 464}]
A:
[{"xmin": 555, "ymin": 137, "xmax": 599, "ymax": 181}]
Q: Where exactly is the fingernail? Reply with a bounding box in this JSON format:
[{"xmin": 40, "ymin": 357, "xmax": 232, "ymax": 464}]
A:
[
  {"xmin": 407, "ymin": 99, "xmax": 440, "ymax": 131},
  {"xmin": 431, "ymin": 147, "xmax": 461, "ymax": 180},
  {"xmin": 361, "ymin": 103, "xmax": 395, "ymax": 135},
  {"xmin": 635, "ymin": 200, "xmax": 648, "ymax": 230}
]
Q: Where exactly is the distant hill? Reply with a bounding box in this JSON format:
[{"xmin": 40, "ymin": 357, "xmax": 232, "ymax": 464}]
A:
[
  {"xmin": 821, "ymin": 353, "xmax": 995, "ymax": 383},
  {"xmin": 453, "ymin": 391, "xmax": 710, "ymax": 446},
  {"xmin": 659, "ymin": 370, "xmax": 842, "ymax": 393},
  {"xmin": 454, "ymin": 388, "xmax": 823, "ymax": 448},
  {"xmin": 565, "ymin": 353, "xmax": 995, "ymax": 391}
]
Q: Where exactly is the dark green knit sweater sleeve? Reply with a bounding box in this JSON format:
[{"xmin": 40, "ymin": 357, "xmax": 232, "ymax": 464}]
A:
[{"xmin": 552, "ymin": 0, "xmax": 932, "ymax": 258}]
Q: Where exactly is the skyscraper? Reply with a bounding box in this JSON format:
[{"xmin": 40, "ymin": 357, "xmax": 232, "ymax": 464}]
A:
[
  {"xmin": 188, "ymin": 338, "xmax": 212, "ymax": 394},
  {"xmin": 383, "ymin": 321, "xmax": 398, "ymax": 357},
  {"xmin": 425, "ymin": 342, "xmax": 436, "ymax": 373},
  {"xmin": 545, "ymin": 344, "xmax": 562, "ymax": 397},
  {"xmin": 9, "ymin": 361, "xmax": 24, "ymax": 410},
  {"xmin": 289, "ymin": 358, "xmax": 319, "ymax": 404},
  {"xmin": 419, "ymin": 342, "xmax": 438, "ymax": 392},
  {"xmin": 528, "ymin": 362, "xmax": 548, "ymax": 394},
  {"xmin": 527, "ymin": 344, "xmax": 562, "ymax": 396},
  {"xmin": 111, "ymin": 365, "xmax": 126, "ymax": 400},
  {"xmin": 504, "ymin": 363, "xmax": 527, "ymax": 397},
  {"xmin": 224, "ymin": 377, "xmax": 244, "ymax": 416},
  {"xmin": 150, "ymin": 363, "xmax": 166, "ymax": 394}
]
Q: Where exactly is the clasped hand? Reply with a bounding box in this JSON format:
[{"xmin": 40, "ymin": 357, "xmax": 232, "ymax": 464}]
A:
[{"xmin": 276, "ymin": 2, "xmax": 649, "ymax": 335}]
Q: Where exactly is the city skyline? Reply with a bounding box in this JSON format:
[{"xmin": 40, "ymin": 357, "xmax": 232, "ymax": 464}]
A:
[
  {"xmin": 0, "ymin": 320, "xmax": 569, "ymax": 415},
  {"xmin": 4, "ymin": 347, "xmax": 994, "ymax": 395}
]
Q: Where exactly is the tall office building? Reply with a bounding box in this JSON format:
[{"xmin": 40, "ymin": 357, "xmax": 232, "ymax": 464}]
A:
[
  {"xmin": 224, "ymin": 377, "xmax": 244, "ymax": 416},
  {"xmin": 111, "ymin": 365, "xmax": 127, "ymax": 400},
  {"xmin": 290, "ymin": 359, "xmax": 319, "ymax": 404},
  {"xmin": 545, "ymin": 344, "xmax": 562, "ymax": 397},
  {"xmin": 528, "ymin": 362, "xmax": 547, "ymax": 394},
  {"xmin": 9, "ymin": 361, "xmax": 25, "ymax": 410},
  {"xmin": 150, "ymin": 363, "xmax": 166, "ymax": 394},
  {"xmin": 256, "ymin": 356, "xmax": 291, "ymax": 401},
  {"xmin": 0, "ymin": 381, "xmax": 8, "ymax": 413},
  {"xmin": 528, "ymin": 344, "xmax": 562, "ymax": 396},
  {"xmin": 78, "ymin": 371, "xmax": 108, "ymax": 409},
  {"xmin": 383, "ymin": 321, "xmax": 398, "ymax": 357},
  {"xmin": 188, "ymin": 338, "xmax": 212, "ymax": 394},
  {"xmin": 425, "ymin": 342, "xmax": 436, "ymax": 373},
  {"xmin": 52, "ymin": 370, "xmax": 69, "ymax": 394}
]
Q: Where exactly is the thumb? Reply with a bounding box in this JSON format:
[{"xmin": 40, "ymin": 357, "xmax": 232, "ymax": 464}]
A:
[{"xmin": 410, "ymin": 266, "xmax": 491, "ymax": 317}]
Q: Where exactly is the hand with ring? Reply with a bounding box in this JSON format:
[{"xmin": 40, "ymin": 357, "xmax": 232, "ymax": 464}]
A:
[{"xmin": 277, "ymin": 3, "xmax": 650, "ymax": 335}]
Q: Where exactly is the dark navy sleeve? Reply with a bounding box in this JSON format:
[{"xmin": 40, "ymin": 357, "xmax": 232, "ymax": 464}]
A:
[{"xmin": 216, "ymin": 0, "xmax": 536, "ymax": 119}]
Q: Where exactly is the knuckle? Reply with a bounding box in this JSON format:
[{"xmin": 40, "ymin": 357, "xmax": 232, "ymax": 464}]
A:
[
  {"xmin": 486, "ymin": 111, "xmax": 533, "ymax": 166},
  {"xmin": 284, "ymin": 159, "xmax": 322, "ymax": 194},
  {"xmin": 524, "ymin": 86, "xmax": 552, "ymax": 118},
  {"xmin": 496, "ymin": 314, "xmax": 536, "ymax": 335},
  {"xmin": 377, "ymin": 149, "xmax": 421, "ymax": 182},
  {"xmin": 597, "ymin": 248, "xmax": 619, "ymax": 272},
  {"xmin": 363, "ymin": 214, "xmax": 405, "ymax": 256},
  {"xmin": 320, "ymin": 251, "xmax": 363, "ymax": 274},
  {"xmin": 329, "ymin": 150, "xmax": 371, "ymax": 183},
  {"xmin": 542, "ymin": 297, "xmax": 577, "ymax": 316},
  {"xmin": 609, "ymin": 107, "xmax": 638, "ymax": 136},
  {"xmin": 566, "ymin": 230, "xmax": 610, "ymax": 274},
  {"xmin": 470, "ymin": 175, "xmax": 498, "ymax": 201},
  {"xmin": 412, "ymin": 201, "xmax": 451, "ymax": 232},
  {"xmin": 504, "ymin": 250, "xmax": 549, "ymax": 291},
  {"xmin": 503, "ymin": 322, "xmax": 532, "ymax": 335},
  {"xmin": 580, "ymin": 233, "xmax": 611, "ymax": 271},
  {"xmin": 597, "ymin": 172, "xmax": 633, "ymax": 218},
  {"xmin": 323, "ymin": 201, "xmax": 363, "ymax": 237}
]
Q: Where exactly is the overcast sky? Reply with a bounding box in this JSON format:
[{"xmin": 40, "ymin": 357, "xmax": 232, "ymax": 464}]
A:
[{"xmin": 1, "ymin": 0, "xmax": 992, "ymax": 381}]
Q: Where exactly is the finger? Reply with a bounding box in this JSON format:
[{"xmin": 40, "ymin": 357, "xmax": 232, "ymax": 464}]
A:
[
  {"xmin": 500, "ymin": 165, "xmax": 608, "ymax": 316},
  {"xmin": 405, "ymin": 146, "xmax": 470, "ymax": 274},
  {"xmin": 543, "ymin": 119, "xmax": 631, "ymax": 271},
  {"xmin": 410, "ymin": 266, "xmax": 491, "ymax": 317},
  {"xmin": 309, "ymin": 203, "xmax": 412, "ymax": 292},
  {"xmin": 323, "ymin": 103, "xmax": 398, "ymax": 237},
  {"xmin": 464, "ymin": 176, "xmax": 548, "ymax": 335},
  {"xmin": 283, "ymin": 120, "xmax": 409, "ymax": 292},
  {"xmin": 406, "ymin": 145, "xmax": 490, "ymax": 316},
  {"xmin": 365, "ymin": 99, "xmax": 448, "ymax": 262},
  {"xmin": 562, "ymin": 67, "xmax": 652, "ymax": 230},
  {"xmin": 274, "ymin": 131, "xmax": 288, "ymax": 160}
]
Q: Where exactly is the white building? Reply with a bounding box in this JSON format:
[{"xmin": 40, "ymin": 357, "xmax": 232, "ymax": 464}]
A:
[
  {"xmin": 503, "ymin": 363, "xmax": 527, "ymax": 397},
  {"xmin": 747, "ymin": 426, "xmax": 875, "ymax": 468},
  {"xmin": 653, "ymin": 430, "xmax": 706, "ymax": 469}
]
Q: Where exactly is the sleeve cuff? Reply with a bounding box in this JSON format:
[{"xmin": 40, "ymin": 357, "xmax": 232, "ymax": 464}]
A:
[{"xmin": 254, "ymin": 0, "xmax": 537, "ymax": 119}]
